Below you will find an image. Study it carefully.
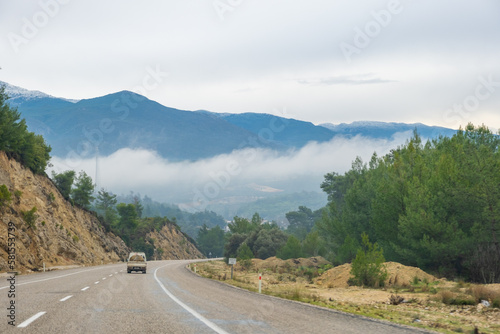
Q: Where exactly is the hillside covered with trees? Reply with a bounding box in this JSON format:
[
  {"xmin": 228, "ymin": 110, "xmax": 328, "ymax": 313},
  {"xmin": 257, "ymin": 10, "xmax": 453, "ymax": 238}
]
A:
[
  {"xmin": 0, "ymin": 85, "xmax": 51, "ymax": 174},
  {"xmin": 214, "ymin": 124, "xmax": 500, "ymax": 284},
  {"xmin": 317, "ymin": 124, "xmax": 500, "ymax": 283}
]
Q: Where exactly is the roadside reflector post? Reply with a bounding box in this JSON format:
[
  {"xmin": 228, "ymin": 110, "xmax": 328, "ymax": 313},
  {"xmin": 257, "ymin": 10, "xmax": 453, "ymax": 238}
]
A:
[
  {"xmin": 43, "ymin": 262, "xmax": 45, "ymax": 272},
  {"xmin": 259, "ymin": 273, "xmax": 262, "ymax": 294}
]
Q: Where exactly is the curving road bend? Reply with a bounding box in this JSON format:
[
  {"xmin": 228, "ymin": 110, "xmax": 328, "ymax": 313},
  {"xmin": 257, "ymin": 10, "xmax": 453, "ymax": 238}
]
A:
[{"xmin": 0, "ymin": 260, "xmax": 435, "ymax": 333}]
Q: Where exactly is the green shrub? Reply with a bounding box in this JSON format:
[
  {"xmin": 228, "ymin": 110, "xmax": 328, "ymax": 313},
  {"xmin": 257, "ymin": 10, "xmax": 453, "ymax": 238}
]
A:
[
  {"xmin": 237, "ymin": 243, "xmax": 254, "ymax": 270},
  {"xmin": 0, "ymin": 185, "xmax": 12, "ymax": 207},
  {"xmin": 21, "ymin": 206, "xmax": 38, "ymax": 228},
  {"xmin": 72, "ymin": 235, "xmax": 79, "ymax": 242},
  {"xmin": 438, "ymin": 290, "xmax": 476, "ymax": 306},
  {"xmin": 276, "ymin": 235, "xmax": 303, "ymax": 260},
  {"xmin": 14, "ymin": 190, "xmax": 22, "ymax": 200},
  {"xmin": 349, "ymin": 233, "xmax": 388, "ymax": 287}
]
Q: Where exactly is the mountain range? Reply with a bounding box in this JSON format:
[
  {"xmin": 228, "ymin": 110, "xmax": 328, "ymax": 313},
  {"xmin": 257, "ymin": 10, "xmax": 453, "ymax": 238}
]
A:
[{"xmin": 2, "ymin": 81, "xmax": 457, "ymax": 161}]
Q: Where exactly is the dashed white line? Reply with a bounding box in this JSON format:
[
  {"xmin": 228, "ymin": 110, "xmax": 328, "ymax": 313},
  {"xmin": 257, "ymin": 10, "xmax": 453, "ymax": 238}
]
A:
[
  {"xmin": 81, "ymin": 286, "xmax": 90, "ymax": 291},
  {"xmin": 60, "ymin": 295, "xmax": 73, "ymax": 302},
  {"xmin": 109, "ymin": 274, "xmax": 113, "ymax": 277},
  {"xmin": 102, "ymin": 277, "xmax": 106, "ymax": 280},
  {"xmin": 0, "ymin": 267, "xmax": 106, "ymax": 290},
  {"xmin": 94, "ymin": 281, "xmax": 100, "ymax": 284},
  {"xmin": 115, "ymin": 272, "xmax": 118, "ymax": 274},
  {"xmin": 18, "ymin": 311, "xmax": 46, "ymax": 328}
]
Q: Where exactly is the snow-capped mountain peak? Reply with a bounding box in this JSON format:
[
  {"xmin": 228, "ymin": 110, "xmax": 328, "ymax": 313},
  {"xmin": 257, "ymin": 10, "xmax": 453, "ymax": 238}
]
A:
[{"xmin": 0, "ymin": 81, "xmax": 78, "ymax": 103}]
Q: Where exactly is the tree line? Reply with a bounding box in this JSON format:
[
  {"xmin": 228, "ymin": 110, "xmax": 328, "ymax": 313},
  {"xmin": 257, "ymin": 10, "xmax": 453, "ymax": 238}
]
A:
[
  {"xmin": 199, "ymin": 124, "xmax": 499, "ymax": 283},
  {"xmin": 317, "ymin": 124, "xmax": 499, "ymax": 283},
  {"xmin": 0, "ymin": 85, "xmax": 51, "ymax": 174}
]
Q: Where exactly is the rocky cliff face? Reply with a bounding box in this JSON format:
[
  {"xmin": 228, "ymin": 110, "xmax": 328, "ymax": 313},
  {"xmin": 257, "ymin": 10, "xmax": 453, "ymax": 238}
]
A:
[
  {"xmin": 147, "ymin": 223, "xmax": 203, "ymax": 260},
  {"xmin": 0, "ymin": 151, "xmax": 129, "ymax": 273}
]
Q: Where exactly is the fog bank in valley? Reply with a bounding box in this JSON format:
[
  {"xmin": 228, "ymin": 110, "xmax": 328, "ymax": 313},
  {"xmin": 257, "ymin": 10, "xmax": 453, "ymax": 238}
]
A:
[{"xmin": 49, "ymin": 132, "xmax": 415, "ymax": 210}]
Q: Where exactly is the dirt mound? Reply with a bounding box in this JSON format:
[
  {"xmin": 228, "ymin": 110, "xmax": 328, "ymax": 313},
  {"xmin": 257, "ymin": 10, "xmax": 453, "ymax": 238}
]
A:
[
  {"xmin": 384, "ymin": 262, "xmax": 438, "ymax": 286},
  {"xmin": 316, "ymin": 262, "xmax": 438, "ymax": 288},
  {"xmin": 315, "ymin": 263, "xmax": 352, "ymax": 288},
  {"xmin": 251, "ymin": 256, "xmax": 330, "ymax": 272}
]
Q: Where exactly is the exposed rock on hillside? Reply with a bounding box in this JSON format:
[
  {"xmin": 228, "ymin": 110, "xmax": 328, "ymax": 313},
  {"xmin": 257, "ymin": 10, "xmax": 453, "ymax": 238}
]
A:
[
  {"xmin": 0, "ymin": 151, "xmax": 128, "ymax": 273},
  {"xmin": 146, "ymin": 223, "xmax": 203, "ymax": 260}
]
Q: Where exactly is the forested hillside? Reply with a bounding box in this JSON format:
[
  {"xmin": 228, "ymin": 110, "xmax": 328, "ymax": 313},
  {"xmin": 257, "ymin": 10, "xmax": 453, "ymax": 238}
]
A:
[
  {"xmin": 317, "ymin": 124, "xmax": 500, "ymax": 283},
  {"xmin": 113, "ymin": 193, "xmax": 227, "ymax": 239},
  {"xmin": 195, "ymin": 124, "xmax": 500, "ymax": 284},
  {"xmin": 0, "ymin": 85, "xmax": 51, "ymax": 174}
]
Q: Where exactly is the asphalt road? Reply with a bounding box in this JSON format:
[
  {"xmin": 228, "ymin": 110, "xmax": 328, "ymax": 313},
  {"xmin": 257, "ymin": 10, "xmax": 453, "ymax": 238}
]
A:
[{"xmin": 0, "ymin": 260, "xmax": 435, "ymax": 333}]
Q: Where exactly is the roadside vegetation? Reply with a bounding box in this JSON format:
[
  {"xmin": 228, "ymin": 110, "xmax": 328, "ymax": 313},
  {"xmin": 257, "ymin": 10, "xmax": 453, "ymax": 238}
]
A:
[
  {"xmin": 193, "ymin": 259, "xmax": 500, "ymax": 334},
  {"xmin": 192, "ymin": 123, "xmax": 500, "ymax": 333}
]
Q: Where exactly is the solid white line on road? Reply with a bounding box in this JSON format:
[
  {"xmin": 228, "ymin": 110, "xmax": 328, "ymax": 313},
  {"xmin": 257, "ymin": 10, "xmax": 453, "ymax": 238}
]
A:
[
  {"xmin": 81, "ymin": 286, "xmax": 90, "ymax": 291},
  {"xmin": 18, "ymin": 311, "xmax": 46, "ymax": 328},
  {"xmin": 94, "ymin": 281, "xmax": 100, "ymax": 284},
  {"xmin": 60, "ymin": 295, "xmax": 73, "ymax": 302},
  {"xmin": 154, "ymin": 265, "xmax": 230, "ymax": 334}
]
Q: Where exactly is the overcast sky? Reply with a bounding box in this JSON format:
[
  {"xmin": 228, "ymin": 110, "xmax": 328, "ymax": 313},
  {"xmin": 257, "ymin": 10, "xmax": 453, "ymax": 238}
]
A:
[{"xmin": 2, "ymin": 0, "xmax": 500, "ymax": 129}]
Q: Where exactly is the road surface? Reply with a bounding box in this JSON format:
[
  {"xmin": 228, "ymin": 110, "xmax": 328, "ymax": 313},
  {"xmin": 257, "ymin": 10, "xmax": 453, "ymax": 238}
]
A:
[{"xmin": 0, "ymin": 260, "xmax": 435, "ymax": 333}]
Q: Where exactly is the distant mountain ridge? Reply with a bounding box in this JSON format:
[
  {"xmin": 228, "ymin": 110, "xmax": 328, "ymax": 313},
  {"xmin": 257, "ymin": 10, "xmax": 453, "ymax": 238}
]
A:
[
  {"xmin": 1, "ymin": 81, "xmax": 457, "ymax": 161},
  {"xmin": 320, "ymin": 121, "xmax": 457, "ymax": 139},
  {"xmin": 1, "ymin": 80, "xmax": 79, "ymax": 104}
]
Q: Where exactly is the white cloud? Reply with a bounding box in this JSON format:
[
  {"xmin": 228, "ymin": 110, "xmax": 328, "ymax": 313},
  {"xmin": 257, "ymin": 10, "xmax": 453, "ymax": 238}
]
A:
[{"xmin": 49, "ymin": 133, "xmax": 414, "ymax": 209}]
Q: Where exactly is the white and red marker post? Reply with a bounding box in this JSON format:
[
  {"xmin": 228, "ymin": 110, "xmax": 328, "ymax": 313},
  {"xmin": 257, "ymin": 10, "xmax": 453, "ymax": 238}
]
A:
[{"xmin": 258, "ymin": 273, "xmax": 262, "ymax": 294}]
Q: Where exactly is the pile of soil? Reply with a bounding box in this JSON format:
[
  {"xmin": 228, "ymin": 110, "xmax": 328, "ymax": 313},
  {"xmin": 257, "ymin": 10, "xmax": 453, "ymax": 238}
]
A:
[
  {"xmin": 316, "ymin": 262, "xmax": 438, "ymax": 288},
  {"xmin": 384, "ymin": 262, "xmax": 438, "ymax": 286},
  {"xmin": 248, "ymin": 256, "xmax": 330, "ymax": 272},
  {"xmin": 315, "ymin": 263, "xmax": 352, "ymax": 288}
]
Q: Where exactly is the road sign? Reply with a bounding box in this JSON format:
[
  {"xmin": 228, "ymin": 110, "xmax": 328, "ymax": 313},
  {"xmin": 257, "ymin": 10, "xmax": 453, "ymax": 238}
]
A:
[{"xmin": 228, "ymin": 258, "xmax": 236, "ymax": 265}]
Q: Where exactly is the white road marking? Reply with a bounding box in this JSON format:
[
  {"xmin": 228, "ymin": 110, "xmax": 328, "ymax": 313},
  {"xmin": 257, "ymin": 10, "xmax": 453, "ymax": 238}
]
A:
[
  {"xmin": 115, "ymin": 272, "xmax": 118, "ymax": 274},
  {"xmin": 102, "ymin": 277, "xmax": 106, "ymax": 280},
  {"xmin": 0, "ymin": 267, "xmax": 112, "ymax": 290},
  {"xmin": 81, "ymin": 286, "xmax": 90, "ymax": 291},
  {"xmin": 109, "ymin": 274, "xmax": 113, "ymax": 277},
  {"xmin": 154, "ymin": 265, "xmax": 229, "ymax": 334},
  {"xmin": 18, "ymin": 311, "xmax": 46, "ymax": 328},
  {"xmin": 60, "ymin": 295, "xmax": 73, "ymax": 302},
  {"xmin": 94, "ymin": 281, "xmax": 100, "ymax": 284}
]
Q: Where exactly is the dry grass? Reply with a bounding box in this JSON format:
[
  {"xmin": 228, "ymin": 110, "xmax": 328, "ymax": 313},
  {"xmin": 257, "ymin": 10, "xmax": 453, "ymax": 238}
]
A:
[{"xmin": 193, "ymin": 259, "xmax": 500, "ymax": 334}]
